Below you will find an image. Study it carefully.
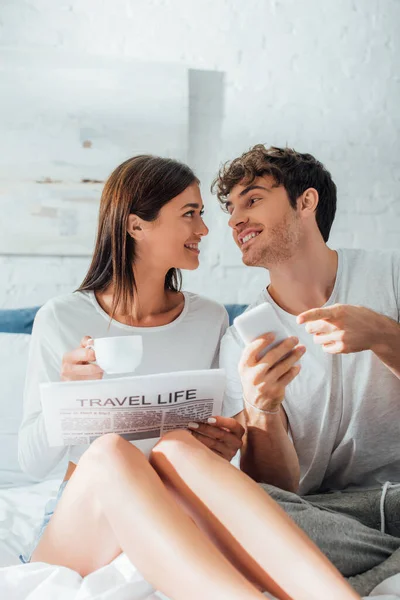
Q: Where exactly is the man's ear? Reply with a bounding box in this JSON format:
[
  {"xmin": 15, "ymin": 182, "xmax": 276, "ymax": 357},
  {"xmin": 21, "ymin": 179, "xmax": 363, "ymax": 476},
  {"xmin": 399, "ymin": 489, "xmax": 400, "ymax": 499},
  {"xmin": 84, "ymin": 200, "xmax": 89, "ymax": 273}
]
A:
[
  {"xmin": 298, "ymin": 188, "xmax": 319, "ymax": 216},
  {"xmin": 127, "ymin": 214, "xmax": 145, "ymax": 240}
]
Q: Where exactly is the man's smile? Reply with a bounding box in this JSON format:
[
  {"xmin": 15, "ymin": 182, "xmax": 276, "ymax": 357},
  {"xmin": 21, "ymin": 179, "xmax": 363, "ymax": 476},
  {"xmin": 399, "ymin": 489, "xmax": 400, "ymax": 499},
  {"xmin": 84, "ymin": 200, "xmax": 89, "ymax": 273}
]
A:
[{"xmin": 237, "ymin": 228, "xmax": 263, "ymax": 249}]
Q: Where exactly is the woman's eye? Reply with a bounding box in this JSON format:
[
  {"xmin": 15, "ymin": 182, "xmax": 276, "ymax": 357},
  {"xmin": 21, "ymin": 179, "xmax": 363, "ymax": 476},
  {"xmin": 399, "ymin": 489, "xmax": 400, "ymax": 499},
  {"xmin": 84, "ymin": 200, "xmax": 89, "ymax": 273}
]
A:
[{"xmin": 184, "ymin": 210, "xmax": 205, "ymax": 218}]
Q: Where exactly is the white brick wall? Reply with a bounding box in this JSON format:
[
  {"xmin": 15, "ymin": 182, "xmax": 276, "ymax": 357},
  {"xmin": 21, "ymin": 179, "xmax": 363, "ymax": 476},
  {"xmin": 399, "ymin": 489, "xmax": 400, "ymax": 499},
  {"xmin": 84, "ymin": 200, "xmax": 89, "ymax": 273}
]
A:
[{"xmin": 1, "ymin": 0, "xmax": 399, "ymax": 308}]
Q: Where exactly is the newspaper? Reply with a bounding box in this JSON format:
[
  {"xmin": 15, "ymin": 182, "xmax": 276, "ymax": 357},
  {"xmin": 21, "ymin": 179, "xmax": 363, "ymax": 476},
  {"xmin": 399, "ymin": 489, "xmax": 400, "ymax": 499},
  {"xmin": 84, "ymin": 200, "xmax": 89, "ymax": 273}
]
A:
[{"xmin": 40, "ymin": 369, "xmax": 226, "ymax": 455}]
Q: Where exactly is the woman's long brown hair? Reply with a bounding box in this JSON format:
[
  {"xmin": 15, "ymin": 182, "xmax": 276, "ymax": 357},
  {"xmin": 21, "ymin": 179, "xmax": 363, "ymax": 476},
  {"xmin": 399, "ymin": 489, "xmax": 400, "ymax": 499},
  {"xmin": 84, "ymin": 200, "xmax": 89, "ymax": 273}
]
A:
[{"xmin": 77, "ymin": 155, "xmax": 198, "ymax": 319}]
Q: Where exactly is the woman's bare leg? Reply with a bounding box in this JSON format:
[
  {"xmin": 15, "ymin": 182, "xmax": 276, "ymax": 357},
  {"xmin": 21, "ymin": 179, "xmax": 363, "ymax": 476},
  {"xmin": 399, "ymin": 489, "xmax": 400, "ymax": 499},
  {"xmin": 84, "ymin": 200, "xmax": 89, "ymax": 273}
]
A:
[
  {"xmin": 150, "ymin": 430, "xmax": 361, "ymax": 600},
  {"xmin": 31, "ymin": 433, "xmax": 264, "ymax": 600}
]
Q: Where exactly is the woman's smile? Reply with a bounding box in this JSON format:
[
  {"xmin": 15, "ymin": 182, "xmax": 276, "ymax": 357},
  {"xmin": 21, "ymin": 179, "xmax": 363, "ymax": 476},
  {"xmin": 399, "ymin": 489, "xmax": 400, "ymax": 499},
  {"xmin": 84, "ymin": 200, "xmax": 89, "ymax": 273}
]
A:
[{"xmin": 184, "ymin": 241, "xmax": 200, "ymax": 254}]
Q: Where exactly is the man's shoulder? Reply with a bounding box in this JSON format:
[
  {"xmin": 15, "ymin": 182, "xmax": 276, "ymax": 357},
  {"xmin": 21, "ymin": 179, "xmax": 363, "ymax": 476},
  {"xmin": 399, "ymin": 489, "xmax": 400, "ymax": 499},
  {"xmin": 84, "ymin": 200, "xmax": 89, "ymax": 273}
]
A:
[
  {"xmin": 340, "ymin": 248, "xmax": 400, "ymax": 303},
  {"xmin": 243, "ymin": 290, "xmax": 268, "ymax": 312},
  {"xmin": 340, "ymin": 247, "xmax": 400, "ymax": 271},
  {"xmin": 222, "ymin": 290, "xmax": 267, "ymax": 348}
]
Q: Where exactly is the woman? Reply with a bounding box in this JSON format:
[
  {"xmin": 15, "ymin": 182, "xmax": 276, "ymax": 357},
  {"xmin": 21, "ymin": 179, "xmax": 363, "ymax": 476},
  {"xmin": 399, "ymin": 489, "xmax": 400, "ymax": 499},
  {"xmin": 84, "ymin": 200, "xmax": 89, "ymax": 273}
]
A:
[
  {"xmin": 18, "ymin": 155, "xmax": 359, "ymax": 599},
  {"xmin": 18, "ymin": 155, "xmax": 241, "ymax": 551}
]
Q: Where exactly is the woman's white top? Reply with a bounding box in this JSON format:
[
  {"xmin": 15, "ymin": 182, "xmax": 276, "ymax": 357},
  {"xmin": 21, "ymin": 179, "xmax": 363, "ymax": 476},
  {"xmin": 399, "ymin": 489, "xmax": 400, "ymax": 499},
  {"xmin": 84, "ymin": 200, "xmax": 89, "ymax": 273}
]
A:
[{"xmin": 18, "ymin": 290, "xmax": 228, "ymax": 479}]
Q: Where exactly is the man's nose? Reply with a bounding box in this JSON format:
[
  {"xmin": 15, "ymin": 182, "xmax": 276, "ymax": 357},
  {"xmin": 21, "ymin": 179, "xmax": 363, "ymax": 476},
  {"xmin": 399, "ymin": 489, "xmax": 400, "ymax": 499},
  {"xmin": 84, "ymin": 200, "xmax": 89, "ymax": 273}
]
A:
[{"xmin": 228, "ymin": 209, "xmax": 247, "ymax": 230}]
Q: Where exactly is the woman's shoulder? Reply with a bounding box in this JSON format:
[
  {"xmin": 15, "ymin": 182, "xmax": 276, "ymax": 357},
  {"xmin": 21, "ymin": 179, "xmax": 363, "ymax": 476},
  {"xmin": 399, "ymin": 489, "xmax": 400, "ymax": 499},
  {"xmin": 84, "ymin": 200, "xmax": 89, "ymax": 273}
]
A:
[
  {"xmin": 34, "ymin": 291, "xmax": 94, "ymax": 326},
  {"xmin": 184, "ymin": 292, "xmax": 228, "ymax": 323}
]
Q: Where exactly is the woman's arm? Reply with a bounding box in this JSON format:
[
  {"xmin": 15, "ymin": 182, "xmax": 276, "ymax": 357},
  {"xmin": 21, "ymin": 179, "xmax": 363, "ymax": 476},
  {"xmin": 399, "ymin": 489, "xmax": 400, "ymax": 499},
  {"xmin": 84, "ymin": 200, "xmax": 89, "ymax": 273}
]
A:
[
  {"xmin": 18, "ymin": 305, "xmax": 69, "ymax": 479},
  {"xmin": 18, "ymin": 305, "xmax": 103, "ymax": 479}
]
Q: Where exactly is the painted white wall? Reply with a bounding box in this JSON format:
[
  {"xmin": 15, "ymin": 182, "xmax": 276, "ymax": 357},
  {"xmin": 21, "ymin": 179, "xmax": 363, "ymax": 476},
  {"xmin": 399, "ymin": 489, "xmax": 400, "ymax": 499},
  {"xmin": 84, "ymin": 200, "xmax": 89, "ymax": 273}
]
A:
[{"xmin": 1, "ymin": 0, "xmax": 399, "ymax": 308}]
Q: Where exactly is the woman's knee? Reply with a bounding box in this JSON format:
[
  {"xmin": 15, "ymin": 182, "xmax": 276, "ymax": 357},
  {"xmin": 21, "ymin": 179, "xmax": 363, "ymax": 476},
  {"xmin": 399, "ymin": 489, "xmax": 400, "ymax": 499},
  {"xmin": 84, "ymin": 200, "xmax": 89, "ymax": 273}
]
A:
[
  {"xmin": 84, "ymin": 433, "xmax": 143, "ymax": 468},
  {"xmin": 90, "ymin": 432, "xmax": 125, "ymax": 453},
  {"xmin": 150, "ymin": 429, "xmax": 205, "ymax": 467},
  {"xmin": 154, "ymin": 429, "xmax": 194, "ymax": 450}
]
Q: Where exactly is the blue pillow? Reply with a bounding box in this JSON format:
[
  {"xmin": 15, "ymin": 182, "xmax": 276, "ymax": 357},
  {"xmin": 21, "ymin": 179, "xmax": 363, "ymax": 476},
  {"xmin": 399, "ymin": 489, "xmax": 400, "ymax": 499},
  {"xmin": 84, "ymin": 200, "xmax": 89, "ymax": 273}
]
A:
[
  {"xmin": 225, "ymin": 304, "xmax": 247, "ymax": 325},
  {"xmin": 0, "ymin": 308, "xmax": 40, "ymax": 335}
]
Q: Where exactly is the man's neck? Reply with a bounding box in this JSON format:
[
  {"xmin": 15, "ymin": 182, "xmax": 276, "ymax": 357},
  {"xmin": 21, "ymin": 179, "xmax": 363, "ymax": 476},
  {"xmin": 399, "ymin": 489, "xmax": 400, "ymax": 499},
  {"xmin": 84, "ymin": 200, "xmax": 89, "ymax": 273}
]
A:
[{"xmin": 267, "ymin": 243, "xmax": 338, "ymax": 316}]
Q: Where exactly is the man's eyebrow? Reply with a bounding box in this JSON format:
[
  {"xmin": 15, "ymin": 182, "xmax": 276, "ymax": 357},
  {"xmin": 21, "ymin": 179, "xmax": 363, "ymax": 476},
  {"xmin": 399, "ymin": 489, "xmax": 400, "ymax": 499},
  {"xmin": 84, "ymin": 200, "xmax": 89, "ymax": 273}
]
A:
[
  {"xmin": 181, "ymin": 202, "xmax": 204, "ymax": 210},
  {"xmin": 224, "ymin": 185, "xmax": 269, "ymax": 210},
  {"xmin": 239, "ymin": 184, "xmax": 270, "ymax": 197}
]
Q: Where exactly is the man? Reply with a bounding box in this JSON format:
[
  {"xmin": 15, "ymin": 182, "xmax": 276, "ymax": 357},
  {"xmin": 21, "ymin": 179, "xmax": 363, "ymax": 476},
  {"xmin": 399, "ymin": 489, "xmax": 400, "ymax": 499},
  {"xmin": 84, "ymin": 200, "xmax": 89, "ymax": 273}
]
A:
[{"xmin": 213, "ymin": 145, "xmax": 400, "ymax": 595}]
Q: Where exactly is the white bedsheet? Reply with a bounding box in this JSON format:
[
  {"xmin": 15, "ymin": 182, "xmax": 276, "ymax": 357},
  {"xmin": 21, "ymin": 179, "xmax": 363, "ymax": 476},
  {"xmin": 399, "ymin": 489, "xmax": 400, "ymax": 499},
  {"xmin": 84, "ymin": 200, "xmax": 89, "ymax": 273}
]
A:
[
  {"xmin": 0, "ymin": 481, "xmax": 398, "ymax": 600},
  {"xmin": 0, "ymin": 479, "xmax": 59, "ymax": 562}
]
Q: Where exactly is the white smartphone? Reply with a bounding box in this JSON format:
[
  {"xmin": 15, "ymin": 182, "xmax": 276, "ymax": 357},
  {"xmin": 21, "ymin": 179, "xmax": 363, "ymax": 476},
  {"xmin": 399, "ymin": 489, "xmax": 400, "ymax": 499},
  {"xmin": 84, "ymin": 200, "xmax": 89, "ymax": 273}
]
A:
[{"xmin": 233, "ymin": 302, "xmax": 290, "ymax": 358}]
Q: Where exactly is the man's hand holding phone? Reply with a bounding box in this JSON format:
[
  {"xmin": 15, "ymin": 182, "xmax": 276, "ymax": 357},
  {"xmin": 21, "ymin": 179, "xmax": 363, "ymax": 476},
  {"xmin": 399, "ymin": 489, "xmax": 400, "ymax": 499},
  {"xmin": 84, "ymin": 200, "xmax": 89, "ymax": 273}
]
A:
[
  {"xmin": 238, "ymin": 334, "xmax": 305, "ymax": 413},
  {"xmin": 234, "ymin": 303, "xmax": 306, "ymax": 413}
]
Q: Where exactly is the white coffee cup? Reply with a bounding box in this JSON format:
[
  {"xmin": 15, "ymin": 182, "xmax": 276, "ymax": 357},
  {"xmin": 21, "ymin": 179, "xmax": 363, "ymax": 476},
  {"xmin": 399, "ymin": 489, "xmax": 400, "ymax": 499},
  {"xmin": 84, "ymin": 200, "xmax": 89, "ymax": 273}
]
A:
[{"xmin": 88, "ymin": 335, "xmax": 143, "ymax": 374}]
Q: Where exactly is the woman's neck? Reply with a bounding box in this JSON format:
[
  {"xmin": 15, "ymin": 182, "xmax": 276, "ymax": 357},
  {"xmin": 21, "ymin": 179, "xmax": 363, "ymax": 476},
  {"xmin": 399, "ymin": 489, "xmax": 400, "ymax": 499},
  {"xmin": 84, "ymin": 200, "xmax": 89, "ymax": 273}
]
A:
[{"xmin": 96, "ymin": 261, "xmax": 184, "ymax": 327}]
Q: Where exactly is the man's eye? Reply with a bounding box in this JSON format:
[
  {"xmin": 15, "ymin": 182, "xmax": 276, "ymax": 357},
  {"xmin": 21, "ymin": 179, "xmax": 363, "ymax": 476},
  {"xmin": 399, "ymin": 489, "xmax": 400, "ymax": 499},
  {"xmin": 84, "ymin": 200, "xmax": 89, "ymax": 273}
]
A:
[{"xmin": 249, "ymin": 197, "xmax": 261, "ymax": 206}]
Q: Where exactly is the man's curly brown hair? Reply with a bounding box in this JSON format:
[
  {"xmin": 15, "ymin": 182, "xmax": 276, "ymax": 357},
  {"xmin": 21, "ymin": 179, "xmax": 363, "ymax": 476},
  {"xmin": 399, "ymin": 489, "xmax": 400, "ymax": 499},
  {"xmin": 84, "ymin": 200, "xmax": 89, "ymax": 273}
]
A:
[{"xmin": 211, "ymin": 144, "xmax": 337, "ymax": 242}]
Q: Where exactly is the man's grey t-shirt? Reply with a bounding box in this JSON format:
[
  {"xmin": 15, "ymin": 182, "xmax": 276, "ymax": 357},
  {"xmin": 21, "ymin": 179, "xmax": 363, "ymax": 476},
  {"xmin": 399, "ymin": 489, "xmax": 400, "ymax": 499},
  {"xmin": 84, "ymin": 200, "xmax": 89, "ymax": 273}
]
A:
[{"xmin": 220, "ymin": 248, "xmax": 400, "ymax": 494}]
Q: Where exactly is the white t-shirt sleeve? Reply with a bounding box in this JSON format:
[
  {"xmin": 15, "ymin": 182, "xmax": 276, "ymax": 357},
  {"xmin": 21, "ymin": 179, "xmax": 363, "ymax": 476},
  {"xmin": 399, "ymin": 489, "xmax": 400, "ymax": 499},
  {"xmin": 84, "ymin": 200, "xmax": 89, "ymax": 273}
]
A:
[
  {"xmin": 18, "ymin": 303, "xmax": 69, "ymax": 479},
  {"xmin": 394, "ymin": 251, "xmax": 400, "ymax": 320},
  {"xmin": 219, "ymin": 326, "xmax": 245, "ymax": 417},
  {"xmin": 211, "ymin": 307, "xmax": 230, "ymax": 369}
]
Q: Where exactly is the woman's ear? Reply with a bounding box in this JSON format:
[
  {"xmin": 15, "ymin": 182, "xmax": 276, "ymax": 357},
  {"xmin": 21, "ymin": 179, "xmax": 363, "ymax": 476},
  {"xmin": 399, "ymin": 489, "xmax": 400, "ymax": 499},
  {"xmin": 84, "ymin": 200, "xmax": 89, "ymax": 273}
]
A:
[{"xmin": 127, "ymin": 214, "xmax": 144, "ymax": 240}]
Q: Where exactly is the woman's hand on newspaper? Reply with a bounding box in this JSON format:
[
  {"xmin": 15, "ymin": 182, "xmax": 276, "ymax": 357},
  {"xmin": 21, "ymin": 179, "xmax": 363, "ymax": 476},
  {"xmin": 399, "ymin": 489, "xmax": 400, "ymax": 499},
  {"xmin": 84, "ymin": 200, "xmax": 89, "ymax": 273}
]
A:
[
  {"xmin": 61, "ymin": 336, "xmax": 104, "ymax": 381},
  {"xmin": 187, "ymin": 416, "xmax": 244, "ymax": 461}
]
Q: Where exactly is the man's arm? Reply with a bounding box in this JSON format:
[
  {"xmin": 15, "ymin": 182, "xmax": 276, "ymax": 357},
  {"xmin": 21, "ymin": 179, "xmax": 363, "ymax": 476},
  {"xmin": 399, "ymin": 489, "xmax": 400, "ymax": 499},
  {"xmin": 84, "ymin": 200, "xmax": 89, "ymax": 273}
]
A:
[
  {"xmin": 236, "ymin": 406, "xmax": 300, "ymax": 492},
  {"xmin": 297, "ymin": 304, "xmax": 400, "ymax": 380},
  {"xmin": 370, "ymin": 315, "xmax": 400, "ymax": 379},
  {"xmin": 233, "ymin": 333, "xmax": 305, "ymax": 492}
]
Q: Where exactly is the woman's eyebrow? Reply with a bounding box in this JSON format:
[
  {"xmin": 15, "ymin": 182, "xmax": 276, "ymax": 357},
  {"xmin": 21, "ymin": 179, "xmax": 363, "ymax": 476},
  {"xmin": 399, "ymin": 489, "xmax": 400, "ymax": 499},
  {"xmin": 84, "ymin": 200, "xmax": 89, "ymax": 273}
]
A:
[{"xmin": 181, "ymin": 202, "xmax": 204, "ymax": 210}]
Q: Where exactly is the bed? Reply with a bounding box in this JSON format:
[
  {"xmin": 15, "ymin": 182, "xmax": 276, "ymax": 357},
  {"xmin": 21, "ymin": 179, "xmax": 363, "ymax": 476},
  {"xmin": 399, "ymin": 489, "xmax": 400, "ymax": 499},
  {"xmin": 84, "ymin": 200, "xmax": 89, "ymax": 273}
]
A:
[
  {"xmin": 0, "ymin": 307, "xmax": 399, "ymax": 599},
  {"xmin": 0, "ymin": 478, "xmax": 164, "ymax": 599}
]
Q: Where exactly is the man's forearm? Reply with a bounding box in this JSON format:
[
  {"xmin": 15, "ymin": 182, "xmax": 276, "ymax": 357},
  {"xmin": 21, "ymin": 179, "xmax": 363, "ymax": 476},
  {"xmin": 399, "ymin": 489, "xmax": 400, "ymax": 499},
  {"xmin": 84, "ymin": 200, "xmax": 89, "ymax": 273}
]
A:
[
  {"xmin": 371, "ymin": 314, "xmax": 400, "ymax": 379},
  {"xmin": 238, "ymin": 408, "xmax": 300, "ymax": 492}
]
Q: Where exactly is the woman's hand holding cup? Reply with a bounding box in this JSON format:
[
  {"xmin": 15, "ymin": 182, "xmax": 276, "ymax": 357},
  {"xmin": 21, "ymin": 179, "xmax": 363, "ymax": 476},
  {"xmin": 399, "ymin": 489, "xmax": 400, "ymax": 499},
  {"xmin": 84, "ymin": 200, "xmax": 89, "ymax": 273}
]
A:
[
  {"xmin": 87, "ymin": 336, "xmax": 143, "ymax": 375},
  {"xmin": 61, "ymin": 336, "xmax": 104, "ymax": 381}
]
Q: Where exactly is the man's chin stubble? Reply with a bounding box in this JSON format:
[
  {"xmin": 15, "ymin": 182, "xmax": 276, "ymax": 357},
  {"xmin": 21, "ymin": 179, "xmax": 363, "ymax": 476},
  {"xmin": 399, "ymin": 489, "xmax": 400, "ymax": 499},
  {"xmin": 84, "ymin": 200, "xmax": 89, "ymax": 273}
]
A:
[
  {"xmin": 241, "ymin": 246, "xmax": 293, "ymax": 268},
  {"xmin": 241, "ymin": 248, "xmax": 268, "ymax": 268}
]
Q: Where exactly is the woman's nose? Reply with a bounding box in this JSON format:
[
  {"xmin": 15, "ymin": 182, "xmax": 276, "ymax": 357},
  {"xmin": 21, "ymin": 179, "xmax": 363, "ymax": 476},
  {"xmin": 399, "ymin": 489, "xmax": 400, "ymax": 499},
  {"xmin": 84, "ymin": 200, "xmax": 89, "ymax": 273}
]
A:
[{"xmin": 199, "ymin": 219, "xmax": 209, "ymax": 237}]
